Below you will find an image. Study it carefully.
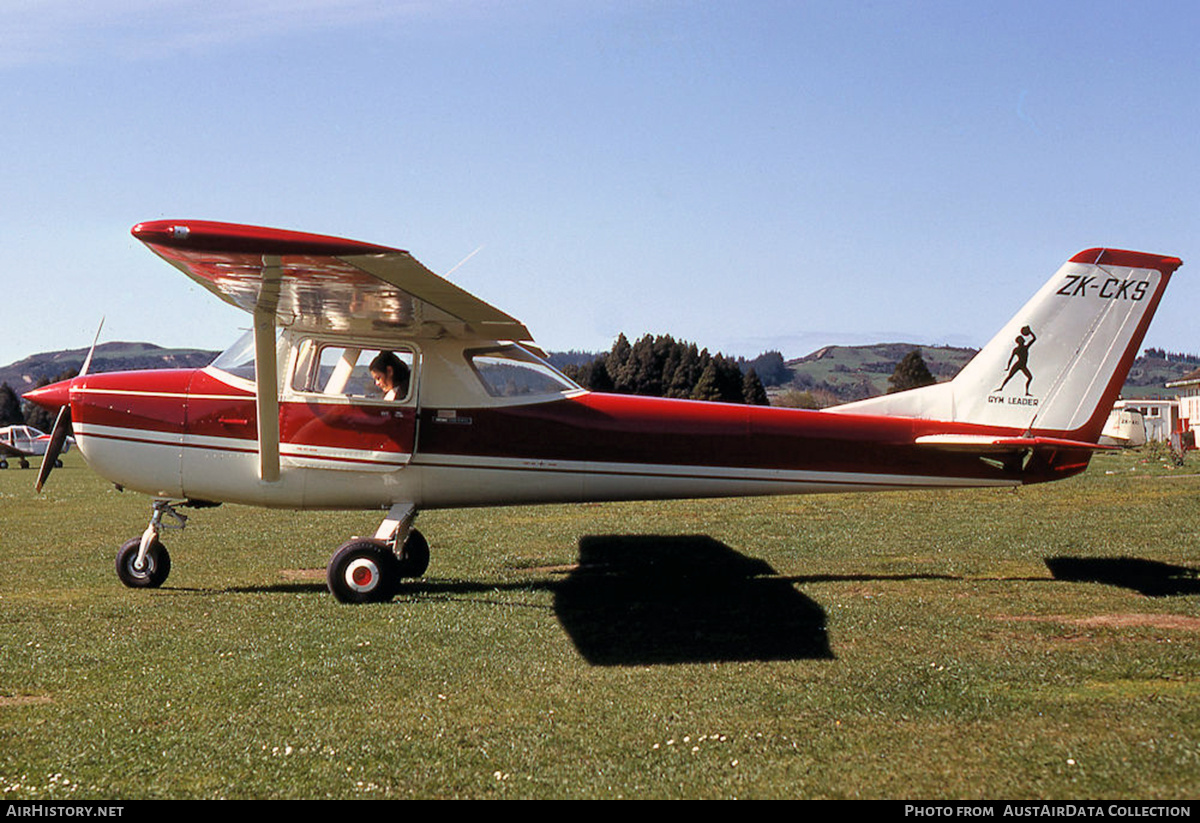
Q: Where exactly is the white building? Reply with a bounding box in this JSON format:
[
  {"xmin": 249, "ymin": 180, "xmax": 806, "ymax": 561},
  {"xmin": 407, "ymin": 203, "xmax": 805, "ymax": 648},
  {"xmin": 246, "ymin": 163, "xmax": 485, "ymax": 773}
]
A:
[
  {"xmin": 1166, "ymin": 368, "xmax": 1200, "ymax": 447},
  {"xmin": 1107, "ymin": 397, "xmax": 1179, "ymax": 443}
]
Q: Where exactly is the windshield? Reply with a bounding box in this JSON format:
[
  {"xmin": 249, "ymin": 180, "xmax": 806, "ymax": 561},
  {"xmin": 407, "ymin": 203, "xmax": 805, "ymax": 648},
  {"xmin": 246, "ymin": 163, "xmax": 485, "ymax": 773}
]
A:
[{"xmin": 209, "ymin": 329, "xmax": 281, "ymax": 383}]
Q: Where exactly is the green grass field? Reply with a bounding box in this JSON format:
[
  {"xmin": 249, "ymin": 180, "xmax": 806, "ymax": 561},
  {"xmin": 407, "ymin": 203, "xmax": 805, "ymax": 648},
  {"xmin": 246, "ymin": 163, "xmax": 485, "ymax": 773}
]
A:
[{"xmin": 1, "ymin": 449, "xmax": 1197, "ymax": 799}]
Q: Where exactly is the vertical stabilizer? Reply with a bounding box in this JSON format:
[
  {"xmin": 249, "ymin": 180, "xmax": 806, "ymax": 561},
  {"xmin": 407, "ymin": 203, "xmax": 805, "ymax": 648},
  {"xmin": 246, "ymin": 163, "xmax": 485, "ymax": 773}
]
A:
[{"xmin": 830, "ymin": 249, "xmax": 1182, "ymax": 440}]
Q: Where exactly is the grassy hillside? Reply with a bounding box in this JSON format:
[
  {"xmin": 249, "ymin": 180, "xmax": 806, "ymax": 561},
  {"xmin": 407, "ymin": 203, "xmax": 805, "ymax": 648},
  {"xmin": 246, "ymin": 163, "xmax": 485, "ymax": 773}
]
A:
[
  {"xmin": 0, "ymin": 342, "xmax": 218, "ymax": 391},
  {"xmin": 783, "ymin": 344, "xmax": 1200, "ymax": 405},
  {"xmin": 784, "ymin": 343, "xmax": 977, "ymax": 403}
]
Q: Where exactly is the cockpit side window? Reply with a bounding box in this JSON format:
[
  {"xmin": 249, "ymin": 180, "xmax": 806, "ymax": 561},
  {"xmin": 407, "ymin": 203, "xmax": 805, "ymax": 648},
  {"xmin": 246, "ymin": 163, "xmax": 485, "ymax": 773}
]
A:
[{"xmin": 291, "ymin": 342, "xmax": 415, "ymax": 402}]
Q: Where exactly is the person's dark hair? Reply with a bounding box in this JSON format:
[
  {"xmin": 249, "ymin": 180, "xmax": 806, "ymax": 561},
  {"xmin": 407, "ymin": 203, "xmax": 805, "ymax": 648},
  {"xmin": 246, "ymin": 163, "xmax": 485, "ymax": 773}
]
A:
[{"xmin": 369, "ymin": 351, "xmax": 409, "ymax": 393}]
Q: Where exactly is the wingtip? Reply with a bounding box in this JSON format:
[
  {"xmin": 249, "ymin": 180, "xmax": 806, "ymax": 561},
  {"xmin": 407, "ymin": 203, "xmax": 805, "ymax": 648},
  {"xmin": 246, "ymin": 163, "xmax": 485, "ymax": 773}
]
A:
[{"xmin": 131, "ymin": 219, "xmax": 406, "ymax": 256}]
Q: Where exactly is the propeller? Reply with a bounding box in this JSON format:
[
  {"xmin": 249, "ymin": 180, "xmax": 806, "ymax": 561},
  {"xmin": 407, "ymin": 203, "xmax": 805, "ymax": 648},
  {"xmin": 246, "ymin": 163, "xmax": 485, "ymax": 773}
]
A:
[{"xmin": 34, "ymin": 318, "xmax": 103, "ymax": 492}]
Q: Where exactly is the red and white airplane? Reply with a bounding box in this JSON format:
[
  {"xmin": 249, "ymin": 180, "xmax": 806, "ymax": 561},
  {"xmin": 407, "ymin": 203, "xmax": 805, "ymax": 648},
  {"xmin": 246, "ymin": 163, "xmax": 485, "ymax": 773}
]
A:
[
  {"xmin": 0, "ymin": 424, "xmax": 72, "ymax": 470},
  {"xmin": 23, "ymin": 221, "xmax": 1182, "ymax": 602}
]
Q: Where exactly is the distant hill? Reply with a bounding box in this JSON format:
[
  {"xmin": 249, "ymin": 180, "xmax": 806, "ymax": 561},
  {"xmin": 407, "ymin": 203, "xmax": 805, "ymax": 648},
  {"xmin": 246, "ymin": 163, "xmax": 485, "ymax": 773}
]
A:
[
  {"xmin": 784, "ymin": 343, "xmax": 977, "ymax": 403},
  {"xmin": 0, "ymin": 342, "xmax": 219, "ymax": 391},
  {"xmin": 1120, "ymin": 348, "xmax": 1200, "ymax": 397},
  {"xmin": 783, "ymin": 343, "xmax": 1200, "ymax": 405}
]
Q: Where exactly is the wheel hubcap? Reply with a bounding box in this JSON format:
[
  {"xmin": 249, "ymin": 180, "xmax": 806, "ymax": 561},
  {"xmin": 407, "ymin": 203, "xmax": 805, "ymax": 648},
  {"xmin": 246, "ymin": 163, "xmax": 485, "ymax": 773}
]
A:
[{"xmin": 345, "ymin": 558, "xmax": 380, "ymax": 592}]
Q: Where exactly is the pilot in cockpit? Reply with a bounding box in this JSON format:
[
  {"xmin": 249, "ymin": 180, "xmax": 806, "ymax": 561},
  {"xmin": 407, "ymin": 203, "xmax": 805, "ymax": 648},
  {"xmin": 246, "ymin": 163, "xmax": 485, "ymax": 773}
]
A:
[{"xmin": 369, "ymin": 352, "xmax": 410, "ymax": 401}]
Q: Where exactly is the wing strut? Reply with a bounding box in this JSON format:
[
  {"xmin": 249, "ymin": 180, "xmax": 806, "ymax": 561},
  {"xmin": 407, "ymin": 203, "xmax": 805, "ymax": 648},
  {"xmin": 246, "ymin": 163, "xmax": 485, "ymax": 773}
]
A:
[{"xmin": 254, "ymin": 258, "xmax": 282, "ymax": 482}]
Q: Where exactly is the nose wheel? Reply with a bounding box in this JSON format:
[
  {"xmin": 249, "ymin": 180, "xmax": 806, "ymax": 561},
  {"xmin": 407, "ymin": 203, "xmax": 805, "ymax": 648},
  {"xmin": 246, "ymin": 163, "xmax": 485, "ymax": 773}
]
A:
[
  {"xmin": 116, "ymin": 537, "xmax": 171, "ymax": 588},
  {"xmin": 115, "ymin": 500, "xmax": 188, "ymax": 589}
]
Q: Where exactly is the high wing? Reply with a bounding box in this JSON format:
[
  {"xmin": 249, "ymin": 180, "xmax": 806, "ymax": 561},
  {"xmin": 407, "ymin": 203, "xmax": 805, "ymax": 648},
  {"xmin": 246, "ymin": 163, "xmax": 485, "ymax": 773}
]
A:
[{"xmin": 132, "ymin": 220, "xmax": 532, "ymax": 342}]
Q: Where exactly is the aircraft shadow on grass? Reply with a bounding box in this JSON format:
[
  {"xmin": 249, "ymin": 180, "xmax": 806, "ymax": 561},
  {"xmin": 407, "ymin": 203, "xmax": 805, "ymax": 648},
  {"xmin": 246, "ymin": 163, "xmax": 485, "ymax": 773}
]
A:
[
  {"xmin": 209, "ymin": 534, "xmax": 833, "ymax": 665},
  {"xmin": 553, "ymin": 535, "xmax": 833, "ymax": 666},
  {"xmin": 1044, "ymin": 556, "xmax": 1200, "ymax": 597}
]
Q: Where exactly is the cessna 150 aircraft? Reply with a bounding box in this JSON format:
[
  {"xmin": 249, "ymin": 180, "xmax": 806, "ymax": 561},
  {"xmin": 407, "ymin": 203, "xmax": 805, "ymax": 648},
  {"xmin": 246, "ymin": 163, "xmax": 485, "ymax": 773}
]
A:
[{"xmin": 23, "ymin": 221, "xmax": 1182, "ymax": 603}]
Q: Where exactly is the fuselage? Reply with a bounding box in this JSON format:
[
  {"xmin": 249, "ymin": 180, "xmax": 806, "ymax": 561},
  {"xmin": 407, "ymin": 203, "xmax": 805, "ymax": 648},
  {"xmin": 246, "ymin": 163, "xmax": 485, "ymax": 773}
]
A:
[{"xmin": 32, "ymin": 333, "xmax": 1090, "ymax": 511}]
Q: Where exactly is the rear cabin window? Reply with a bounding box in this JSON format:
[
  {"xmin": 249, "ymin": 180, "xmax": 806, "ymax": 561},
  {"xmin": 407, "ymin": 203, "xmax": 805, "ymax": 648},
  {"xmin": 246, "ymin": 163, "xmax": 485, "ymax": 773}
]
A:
[
  {"xmin": 291, "ymin": 344, "xmax": 415, "ymax": 402},
  {"xmin": 468, "ymin": 347, "xmax": 578, "ymax": 398}
]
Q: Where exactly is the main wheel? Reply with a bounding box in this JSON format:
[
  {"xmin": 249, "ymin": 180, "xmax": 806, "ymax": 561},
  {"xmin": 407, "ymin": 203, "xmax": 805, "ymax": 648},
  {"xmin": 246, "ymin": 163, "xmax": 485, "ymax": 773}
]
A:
[
  {"xmin": 116, "ymin": 537, "xmax": 171, "ymax": 588},
  {"xmin": 396, "ymin": 529, "xmax": 430, "ymax": 578},
  {"xmin": 327, "ymin": 539, "xmax": 398, "ymax": 604}
]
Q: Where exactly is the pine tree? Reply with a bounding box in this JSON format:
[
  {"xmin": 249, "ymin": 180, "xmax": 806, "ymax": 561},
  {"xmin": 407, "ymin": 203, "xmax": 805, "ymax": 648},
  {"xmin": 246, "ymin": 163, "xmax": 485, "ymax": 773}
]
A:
[
  {"xmin": 0, "ymin": 383, "xmax": 23, "ymax": 425},
  {"xmin": 742, "ymin": 369, "xmax": 769, "ymax": 405},
  {"xmin": 582, "ymin": 358, "xmax": 614, "ymax": 392},
  {"xmin": 605, "ymin": 333, "xmax": 633, "ymax": 392},
  {"xmin": 666, "ymin": 343, "xmax": 701, "ymax": 399},
  {"xmin": 711, "ymin": 355, "xmax": 745, "ymax": 403},
  {"xmin": 888, "ymin": 349, "xmax": 936, "ymax": 394},
  {"xmin": 690, "ymin": 361, "xmax": 722, "ymax": 402}
]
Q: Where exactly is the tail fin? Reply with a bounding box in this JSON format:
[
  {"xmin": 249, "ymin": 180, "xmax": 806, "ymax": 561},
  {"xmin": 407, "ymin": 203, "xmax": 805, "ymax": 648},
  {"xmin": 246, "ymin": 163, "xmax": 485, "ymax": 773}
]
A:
[{"xmin": 831, "ymin": 248, "xmax": 1182, "ymax": 440}]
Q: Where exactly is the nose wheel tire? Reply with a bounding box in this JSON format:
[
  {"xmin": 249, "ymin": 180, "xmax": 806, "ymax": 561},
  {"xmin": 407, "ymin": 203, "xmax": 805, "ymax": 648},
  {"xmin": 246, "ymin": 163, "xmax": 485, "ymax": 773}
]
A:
[
  {"xmin": 116, "ymin": 537, "xmax": 171, "ymax": 588},
  {"xmin": 327, "ymin": 539, "xmax": 399, "ymax": 604}
]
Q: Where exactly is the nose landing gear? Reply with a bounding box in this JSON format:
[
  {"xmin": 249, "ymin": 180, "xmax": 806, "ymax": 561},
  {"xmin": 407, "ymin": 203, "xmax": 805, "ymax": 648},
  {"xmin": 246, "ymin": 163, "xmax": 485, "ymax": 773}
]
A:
[{"xmin": 115, "ymin": 500, "xmax": 188, "ymax": 589}]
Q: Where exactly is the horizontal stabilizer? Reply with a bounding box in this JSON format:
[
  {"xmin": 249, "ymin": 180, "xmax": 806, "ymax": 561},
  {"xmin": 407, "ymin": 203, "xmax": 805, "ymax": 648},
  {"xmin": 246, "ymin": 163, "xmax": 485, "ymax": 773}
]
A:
[{"xmin": 914, "ymin": 434, "xmax": 1116, "ymax": 453}]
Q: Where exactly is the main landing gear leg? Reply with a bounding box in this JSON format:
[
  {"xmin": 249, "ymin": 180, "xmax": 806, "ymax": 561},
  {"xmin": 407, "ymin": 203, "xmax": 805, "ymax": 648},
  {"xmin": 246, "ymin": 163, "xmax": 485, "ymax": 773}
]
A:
[
  {"xmin": 116, "ymin": 500, "xmax": 186, "ymax": 589},
  {"xmin": 325, "ymin": 503, "xmax": 430, "ymax": 604}
]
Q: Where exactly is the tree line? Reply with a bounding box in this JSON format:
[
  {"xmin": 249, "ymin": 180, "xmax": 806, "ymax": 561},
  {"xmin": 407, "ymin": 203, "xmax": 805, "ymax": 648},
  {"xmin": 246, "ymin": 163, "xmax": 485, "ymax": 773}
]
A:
[
  {"xmin": 1, "ymin": 369, "xmax": 77, "ymax": 430},
  {"xmin": 1141, "ymin": 347, "xmax": 1200, "ymax": 364},
  {"xmin": 559, "ymin": 333, "xmax": 771, "ymax": 405}
]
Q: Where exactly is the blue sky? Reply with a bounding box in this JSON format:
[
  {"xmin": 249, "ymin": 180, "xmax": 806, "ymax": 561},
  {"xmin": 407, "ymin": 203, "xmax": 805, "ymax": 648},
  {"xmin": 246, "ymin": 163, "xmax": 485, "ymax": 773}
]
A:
[{"xmin": 3, "ymin": 1, "xmax": 1197, "ymax": 368}]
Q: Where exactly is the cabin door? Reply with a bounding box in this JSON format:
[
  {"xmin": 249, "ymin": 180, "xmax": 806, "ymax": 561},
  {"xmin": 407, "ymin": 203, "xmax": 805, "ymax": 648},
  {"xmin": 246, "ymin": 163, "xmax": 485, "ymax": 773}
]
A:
[{"xmin": 279, "ymin": 343, "xmax": 418, "ymax": 473}]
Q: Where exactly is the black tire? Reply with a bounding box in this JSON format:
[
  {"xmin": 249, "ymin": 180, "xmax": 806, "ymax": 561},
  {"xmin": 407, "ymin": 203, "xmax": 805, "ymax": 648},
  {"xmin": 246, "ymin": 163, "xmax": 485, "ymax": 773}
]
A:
[
  {"xmin": 18, "ymin": 458, "xmax": 28, "ymax": 469},
  {"xmin": 116, "ymin": 537, "xmax": 171, "ymax": 588},
  {"xmin": 396, "ymin": 529, "xmax": 430, "ymax": 578},
  {"xmin": 54, "ymin": 459, "xmax": 63, "ymax": 468},
  {"xmin": 327, "ymin": 539, "xmax": 398, "ymax": 604},
  {"xmin": 0, "ymin": 460, "xmax": 7, "ymax": 469}
]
